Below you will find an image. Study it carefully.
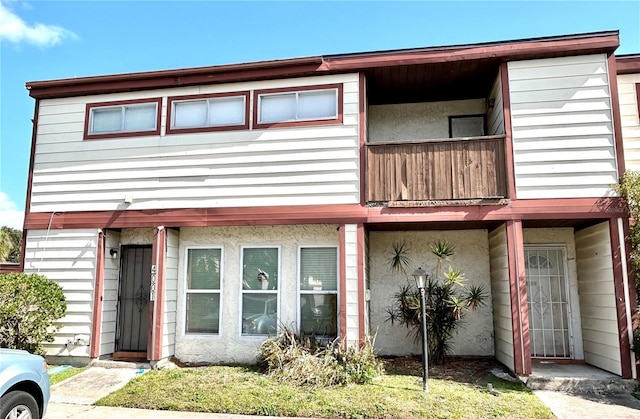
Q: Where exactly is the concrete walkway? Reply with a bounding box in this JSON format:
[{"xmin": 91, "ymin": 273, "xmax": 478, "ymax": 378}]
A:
[{"xmin": 534, "ymin": 390, "xmax": 640, "ymax": 419}]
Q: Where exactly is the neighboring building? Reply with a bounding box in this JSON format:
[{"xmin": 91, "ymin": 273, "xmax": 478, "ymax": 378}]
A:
[{"xmin": 21, "ymin": 30, "xmax": 637, "ymax": 379}]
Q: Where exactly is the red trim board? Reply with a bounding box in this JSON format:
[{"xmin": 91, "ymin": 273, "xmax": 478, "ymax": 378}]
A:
[{"xmin": 90, "ymin": 230, "xmax": 105, "ymax": 359}]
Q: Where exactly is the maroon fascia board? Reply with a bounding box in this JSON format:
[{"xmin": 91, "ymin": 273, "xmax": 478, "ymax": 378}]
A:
[
  {"xmin": 26, "ymin": 31, "xmax": 620, "ymax": 100},
  {"xmin": 616, "ymin": 54, "xmax": 640, "ymax": 74}
]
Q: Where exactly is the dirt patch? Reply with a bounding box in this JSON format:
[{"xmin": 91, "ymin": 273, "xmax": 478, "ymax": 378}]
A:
[{"xmin": 381, "ymin": 356, "xmax": 512, "ymax": 384}]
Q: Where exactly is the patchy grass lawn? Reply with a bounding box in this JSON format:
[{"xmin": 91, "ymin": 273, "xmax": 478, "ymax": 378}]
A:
[
  {"xmin": 49, "ymin": 366, "xmax": 89, "ymax": 386},
  {"xmin": 97, "ymin": 358, "xmax": 553, "ymax": 419}
]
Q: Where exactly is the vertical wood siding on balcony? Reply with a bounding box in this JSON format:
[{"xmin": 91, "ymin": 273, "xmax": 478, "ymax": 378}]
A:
[
  {"xmin": 30, "ymin": 74, "xmax": 359, "ymax": 212},
  {"xmin": 367, "ymin": 137, "xmax": 507, "ymax": 201},
  {"xmin": 23, "ymin": 229, "xmax": 98, "ymax": 358},
  {"xmin": 508, "ymin": 54, "xmax": 618, "ymax": 199},
  {"xmin": 575, "ymin": 222, "xmax": 621, "ymax": 375},
  {"xmin": 617, "ymin": 74, "xmax": 640, "ymax": 170}
]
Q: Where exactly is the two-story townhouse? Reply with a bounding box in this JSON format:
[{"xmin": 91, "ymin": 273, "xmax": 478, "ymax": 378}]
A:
[{"xmin": 20, "ymin": 30, "xmax": 637, "ymax": 379}]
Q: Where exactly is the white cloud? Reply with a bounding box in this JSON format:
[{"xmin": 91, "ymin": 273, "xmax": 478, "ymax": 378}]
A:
[
  {"xmin": 0, "ymin": 1, "xmax": 77, "ymax": 47},
  {"xmin": 0, "ymin": 192, "xmax": 24, "ymax": 230}
]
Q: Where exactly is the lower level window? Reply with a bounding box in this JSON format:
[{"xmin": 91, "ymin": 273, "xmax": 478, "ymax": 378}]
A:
[
  {"xmin": 299, "ymin": 246, "xmax": 338, "ymax": 338},
  {"xmin": 241, "ymin": 247, "xmax": 279, "ymax": 335},
  {"xmin": 185, "ymin": 248, "xmax": 222, "ymax": 334}
]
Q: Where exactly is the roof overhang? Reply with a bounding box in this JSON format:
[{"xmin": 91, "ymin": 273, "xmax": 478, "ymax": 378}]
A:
[
  {"xmin": 616, "ymin": 54, "xmax": 640, "ymax": 74},
  {"xmin": 26, "ymin": 31, "xmax": 620, "ymax": 100}
]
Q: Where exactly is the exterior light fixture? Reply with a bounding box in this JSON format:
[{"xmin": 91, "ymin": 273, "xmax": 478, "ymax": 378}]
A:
[
  {"xmin": 412, "ymin": 266, "xmax": 429, "ymax": 392},
  {"xmin": 109, "ymin": 248, "xmax": 118, "ymax": 259}
]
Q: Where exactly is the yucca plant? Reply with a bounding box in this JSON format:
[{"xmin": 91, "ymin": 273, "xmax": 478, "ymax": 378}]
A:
[{"xmin": 385, "ymin": 241, "xmax": 487, "ymax": 365}]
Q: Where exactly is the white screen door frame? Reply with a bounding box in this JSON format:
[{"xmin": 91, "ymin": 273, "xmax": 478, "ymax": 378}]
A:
[{"xmin": 524, "ymin": 245, "xmax": 573, "ymax": 358}]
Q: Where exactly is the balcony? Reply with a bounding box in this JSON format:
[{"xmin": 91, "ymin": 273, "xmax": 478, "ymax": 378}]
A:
[{"xmin": 367, "ymin": 135, "xmax": 507, "ymax": 203}]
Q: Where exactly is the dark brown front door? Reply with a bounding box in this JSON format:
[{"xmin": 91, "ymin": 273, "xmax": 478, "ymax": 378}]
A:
[{"xmin": 116, "ymin": 245, "xmax": 152, "ymax": 352}]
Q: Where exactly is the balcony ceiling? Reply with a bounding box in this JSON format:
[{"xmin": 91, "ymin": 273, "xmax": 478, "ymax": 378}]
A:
[{"xmin": 364, "ymin": 57, "xmax": 501, "ymax": 105}]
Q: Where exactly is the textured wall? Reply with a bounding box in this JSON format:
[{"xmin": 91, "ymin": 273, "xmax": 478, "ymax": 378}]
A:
[
  {"xmin": 368, "ymin": 99, "xmax": 485, "ymax": 142},
  {"xmin": 368, "ymin": 230, "xmax": 494, "ymax": 357},
  {"xmin": 174, "ymin": 225, "xmax": 339, "ymax": 364}
]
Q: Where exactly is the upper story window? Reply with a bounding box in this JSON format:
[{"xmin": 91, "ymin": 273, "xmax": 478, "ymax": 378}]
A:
[
  {"xmin": 167, "ymin": 92, "xmax": 250, "ymax": 134},
  {"xmin": 84, "ymin": 98, "xmax": 161, "ymax": 140},
  {"xmin": 185, "ymin": 247, "xmax": 223, "ymax": 335},
  {"xmin": 253, "ymin": 84, "xmax": 343, "ymax": 129},
  {"xmin": 449, "ymin": 114, "xmax": 486, "ymax": 138}
]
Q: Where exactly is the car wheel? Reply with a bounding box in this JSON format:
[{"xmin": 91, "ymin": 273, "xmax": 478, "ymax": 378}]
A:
[{"xmin": 0, "ymin": 390, "xmax": 39, "ymax": 419}]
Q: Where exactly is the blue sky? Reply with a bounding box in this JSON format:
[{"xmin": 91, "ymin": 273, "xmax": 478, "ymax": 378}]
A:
[{"xmin": 1, "ymin": 0, "xmax": 639, "ymax": 229}]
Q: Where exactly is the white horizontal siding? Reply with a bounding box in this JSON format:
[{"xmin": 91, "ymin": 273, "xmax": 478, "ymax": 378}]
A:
[
  {"xmin": 488, "ymin": 225, "xmax": 514, "ymax": 372},
  {"xmin": 574, "ymin": 222, "xmax": 621, "ymax": 375},
  {"xmin": 23, "ymin": 229, "xmax": 98, "ymax": 358},
  {"xmin": 163, "ymin": 228, "xmax": 179, "ymax": 358},
  {"xmin": 31, "ymin": 74, "xmax": 360, "ymax": 212},
  {"xmin": 617, "ymin": 73, "xmax": 640, "ymax": 170},
  {"xmin": 344, "ymin": 224, "xmax": 359, "ymax": 347},
  {"xmin": 100, "ymin": 230, "xmax": 120, "ymax": 356},
  {"xmin": 508, "ymin": 54, "xmax": 618, "ymax": 199},
  {"xmin": 487, "ymin": 72, "xmax": 505, "ymax": 135}
]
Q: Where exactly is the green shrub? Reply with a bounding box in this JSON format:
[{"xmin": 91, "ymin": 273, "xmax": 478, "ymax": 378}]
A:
[
  {"xmin": 258, "ymin": 327, "xmax": 383, "ymax": 387},
  {"xmin": 0, "ymin": 272, "xmax": 66, "ymax": 355},
  {"xmin": 386, "ymin": 241, "xmax": 487, "ymax": 365}
]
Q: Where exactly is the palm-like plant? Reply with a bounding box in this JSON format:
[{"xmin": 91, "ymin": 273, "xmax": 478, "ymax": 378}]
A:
[{"xmin": 385, "ymin": 240, "xmax": 487, "ymax": 365}]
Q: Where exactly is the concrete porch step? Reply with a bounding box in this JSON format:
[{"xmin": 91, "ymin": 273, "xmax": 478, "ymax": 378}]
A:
[
  {"xmin": 524, "ymin": 362, "xmax": 638, "ymax": 394},
  {"xmin": 90, "ymin": 359, "xmax": 151, "ymax": 370}
]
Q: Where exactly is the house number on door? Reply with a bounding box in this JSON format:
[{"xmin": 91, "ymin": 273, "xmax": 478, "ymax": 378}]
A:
[{"xmin": 150, "ymin": 264, "xmax": 157, "ymax": 301}]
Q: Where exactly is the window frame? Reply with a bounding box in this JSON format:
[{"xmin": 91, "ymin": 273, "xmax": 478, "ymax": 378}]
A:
[
  {"xmin": 166, "ymin": 91, "xmax": 250, "ymax": 134},
  {"xmin": 297, "ymin": 245, "xmax": 339, "ymax": 340},
  {"xmin": 84, "ymin": 97, "xmax": 162, "ymax": 140},
  {"xmin": 253, "ymin": 84, "xmax": 343, "ymax": 129},
  {"xmin": 182, "ymin": 246, "xmax": 224, "ymax": 337},
  {"xmin": 636, "ymin": 84, "xmax": 640, "ymax": 122},
  {"xmin": 448, "ymin": 114, "xmax": 486, "ymax": 138},
  {"xmin": 239, "ymin": 245, "xmax": 281, "ymax": 337}
]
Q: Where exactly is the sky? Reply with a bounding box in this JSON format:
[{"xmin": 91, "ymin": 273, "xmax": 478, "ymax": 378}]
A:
[{"xmin": 1, "ymin": 0, "xmax": 639, "ymax": 230}]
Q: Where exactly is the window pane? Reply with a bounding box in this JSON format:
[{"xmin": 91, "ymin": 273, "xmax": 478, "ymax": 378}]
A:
[
  {"xmin": 300, "ymin": 247, "xmax": 337, "ymax": 291},
  {"xmin": 450, "ymin": 116, "xmax": 485, "ymax": 138},
  {"xmin": 300, "ymin": 294, "xmax": 337, "ymax": 337},
  {"xmin": 208, "ymin": 97, "xmax": 245, "ymax": 126},
  {"xmin": 243, "ymin": 248, "xmax": 278, "ymax": 290},
  {"xmin": 92, "ymin": 108, "xmax": 122, "ymax": 133},
  {"xmin": 298, "ymin": 90, "xmax": 337, "ymax": 120},
  {"xmin": 242, "ymin": 293, "xmax": 277, "ymax": 335},
  {"xmin": 260, "ymin": 94, "xmax": 296, "ymax": 123},
  {"xmin": 174, "ymin": 100, "xmax": 207, "ymax": 128},
  {"xmin": 186, "ymin": 293, "xmax": 220, "ymax": 334},
  {"xmin": 124, "ymin": 105, "xmax": 156, "ymax": 131},
  {"xmin": 187, "ymin": 248, "xmax": 221, "ymax": 290}
]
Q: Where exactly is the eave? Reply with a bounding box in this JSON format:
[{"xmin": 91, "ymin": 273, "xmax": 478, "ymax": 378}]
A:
[{"xmin": 26, "ymin": 31, "xmax": 620, "ymax": 100}]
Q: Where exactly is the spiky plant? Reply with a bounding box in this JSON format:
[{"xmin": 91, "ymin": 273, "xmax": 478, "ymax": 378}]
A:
[{"xmin": 385, "ymin": 241, "xmax": 487, "ymax": 365}]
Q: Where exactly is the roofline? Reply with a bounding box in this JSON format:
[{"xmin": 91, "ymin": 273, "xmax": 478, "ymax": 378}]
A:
[
  {"xmin": 324, "ymin": 30, "xmax": 619, "ymax": 60},
  {"xmin": 616, "ymin": 54, "xmax": 640, "ymax": 74},
  {"xmin": 26, "ymin": 31, "xmax": 620, "ymax": 99}
]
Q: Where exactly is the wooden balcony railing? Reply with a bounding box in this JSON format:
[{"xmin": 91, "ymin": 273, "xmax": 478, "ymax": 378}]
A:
[{"xmin": 367, "ymin": 135, "xmax": 507, "ymax": 202}]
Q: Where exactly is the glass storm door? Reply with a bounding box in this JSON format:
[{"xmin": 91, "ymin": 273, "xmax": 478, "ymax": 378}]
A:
[
  {"xmin": 116, "ymin": 245, "xmax": 152, "ymax": 352},
  {"xmin": 525, "ymin": 246, "xmax": 571, "ymax": 358}
]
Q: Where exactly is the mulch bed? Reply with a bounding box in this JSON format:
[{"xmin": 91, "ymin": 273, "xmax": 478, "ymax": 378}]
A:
[{"xmin": 381, "ymin": 355, "xmax": 510, "ymax": 384}]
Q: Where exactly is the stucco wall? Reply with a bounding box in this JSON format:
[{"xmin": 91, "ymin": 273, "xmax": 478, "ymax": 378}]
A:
[
  {"xmin": 522, "ymin": 228, "xmax": 584, "ymax": 360},
  {"xmin": 368, "ymin": 230, "xmax": 494, "ymax": 357},
  {"xmin": 120, "ymin": 228, "xmax": 154, "ymax": 245},
  {"xmin": 175, "ymin": 225, "xmax": 339, "ymax": 364},
  {"xmin": 368, "ymin": 99, "xmax": 486, "ymax": 143}
]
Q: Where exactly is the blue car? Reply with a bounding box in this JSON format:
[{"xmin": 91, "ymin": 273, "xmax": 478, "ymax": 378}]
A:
[{"xmin": 0, "ymin": 349, "xmax": 50, "ymax": 419}]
